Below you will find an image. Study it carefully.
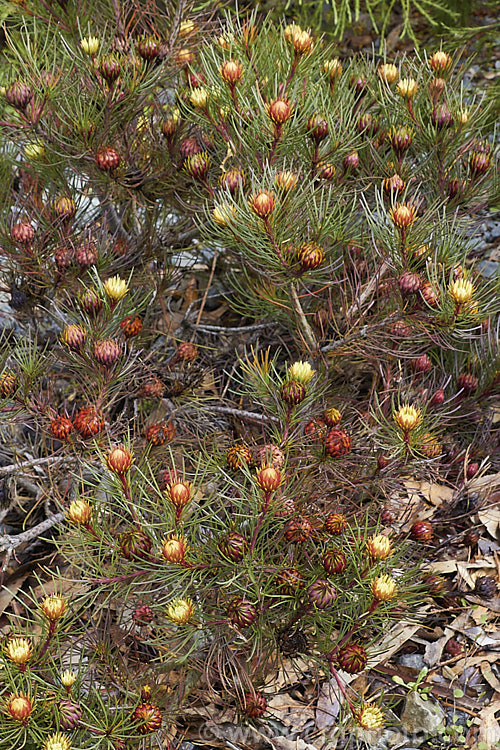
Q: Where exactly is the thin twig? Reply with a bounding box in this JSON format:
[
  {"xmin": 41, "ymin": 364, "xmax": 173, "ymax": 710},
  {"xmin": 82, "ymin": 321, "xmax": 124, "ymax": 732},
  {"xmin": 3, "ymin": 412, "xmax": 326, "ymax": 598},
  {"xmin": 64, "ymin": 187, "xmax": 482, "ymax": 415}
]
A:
[
  {"xmin": 191, "ymin": 405, "xmax": 279, "ymax": 424},
  {"xmin": 0, "ymin": 455, "xmax": 68, "ymax": 476},
  {"xmin": 0, "ymin": 512, "xmax": 64, "ymax": 554},
  {"xmin": 192, "ymin": 249, "xmax": 219, "ymax": 335},
  {"xmin": 288, "ymin": 283, "xmax": 318, "ymax": 353}
]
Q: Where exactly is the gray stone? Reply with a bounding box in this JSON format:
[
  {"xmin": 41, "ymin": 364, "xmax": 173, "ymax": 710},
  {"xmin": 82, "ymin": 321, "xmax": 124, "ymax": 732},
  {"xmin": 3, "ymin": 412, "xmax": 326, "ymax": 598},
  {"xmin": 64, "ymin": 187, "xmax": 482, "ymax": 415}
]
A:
[
  {"xmin": 478, "ymin": 260, "xmax": 499, "ymax": 279},
  {"xmin": 397, "ymin": 653, "xmax": 426, "ymax": 671},
  {"xmin": 400, "ymin": 691, "xmax": 446, "ymax": 738},
  {"xmin": 489, "ymin": 222, "xmax": 500, "ymax": 239},
  {"xmin": 354, "ymin": 727, "xmax": 422, "ymax": 749}
]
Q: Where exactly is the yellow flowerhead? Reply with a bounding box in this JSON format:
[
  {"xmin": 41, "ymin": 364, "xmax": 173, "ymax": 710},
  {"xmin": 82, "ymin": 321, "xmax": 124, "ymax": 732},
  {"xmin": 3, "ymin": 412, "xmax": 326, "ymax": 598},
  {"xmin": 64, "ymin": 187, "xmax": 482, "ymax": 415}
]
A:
[
  {"xmin": 212, "ymin": 202, "xmax": 236, "ymax": 227},
  {"xmin": 67, "ymin": 499, "xmax": 92, "ymax": 526},
  {"xmin": 357, "ymin": 703, "xmax": 385, "ymax": 729},
  {"xmin": 366, "ymin": 534, "xmax": 393, "ymax": 561},
  {"xmin": 43, "ymin": 733, "xmax": 72, "ymax": 750},
  {"xmin": 60, "ymin": 670, "xmax": 76, "ymax": 689},
  {"xmin": 393, "ymin": 404, "xmax": 422, "ymax": 432},
  {"xmin": 166, "ymin": 598, "xmax": 194, "ymax": 624},
  {"xmin": 372, "ymin": 574, "xmax": 397, "ymax": 602},
  {"xmin": 288, "ymin": 361, "xmax": 315, "ymax": 385},
  {"xmin": 378, "ymin": 63, "xmax": 398, "ymax": 84},
  {"xmin": 24, "ymin": 141, "xmax": 46, "ymax": 160},
  {"xmin": 103, "ymin": 275, "xmax": 128, "ymax": 302},
  {"xmin": 41, "ymin": 594, "xmax": 67, "ymax": 622},
  {"xmin": 397, "ymin": 78, "xmax": 418, "ymax": 99},
  {"xmin": 80, "ymin": 36, "xmax": 99, "ymax": 56},
  {"xmin": 5, "ymin": 637, "xmax": 32, "ymax": 666},
  {"xmin": 323, "ymin": 58, "xmax": 342, "ymax": 81},
  {"xmin": 190, "ymin": 87, "xmax": 209, "ymax": 109},
  {"xmin": 179, "ymin": 19, "xmax": 196, "ymax": 37},
  {"xmin": 449, "ymin": 278, "xmax": 474, "ymax": 306}
]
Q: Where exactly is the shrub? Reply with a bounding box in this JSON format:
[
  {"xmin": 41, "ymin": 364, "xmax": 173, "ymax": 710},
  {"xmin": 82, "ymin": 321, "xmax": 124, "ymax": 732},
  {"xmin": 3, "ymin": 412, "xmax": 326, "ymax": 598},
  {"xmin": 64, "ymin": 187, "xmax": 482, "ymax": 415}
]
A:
[{"xmin": 0, "ymin": 2, "xmax": 498, "ymax": 748}]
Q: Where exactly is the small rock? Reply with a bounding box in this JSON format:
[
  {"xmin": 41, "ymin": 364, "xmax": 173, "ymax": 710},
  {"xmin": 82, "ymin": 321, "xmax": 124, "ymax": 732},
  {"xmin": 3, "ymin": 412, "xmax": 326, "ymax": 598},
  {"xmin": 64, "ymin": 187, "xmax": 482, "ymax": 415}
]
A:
[
  {"xmin": 400, "ymin": 691, "xmax": 446, "ymax": 738},
  {"xmin": 398, "ymin": 653, "xmax": 426, "ymax": 671},
  {"xmin": 489, "ymin": 222, "xmax": 500, "ymax": 239},
  {"xmin": 478, "ymin": 260, "xmax": 499, "ymax": 279}
]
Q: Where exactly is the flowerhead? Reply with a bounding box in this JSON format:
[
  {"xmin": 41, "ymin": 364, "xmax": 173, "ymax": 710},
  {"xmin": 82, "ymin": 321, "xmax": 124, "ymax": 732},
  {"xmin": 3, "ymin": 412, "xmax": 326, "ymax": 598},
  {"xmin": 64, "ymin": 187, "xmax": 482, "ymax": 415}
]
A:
[
  {"xmin": 397, "ymin": 78, "xmax": 418, "ymax": 99},
  {"xmin": 357, "ymin": 703, "xmax": 385, "ymax": 729},
  {"xmin": 103, "ymin": 275, "xmax": 128, "ymax": 302},
  {"xmin": 190, "ymin": 87, "xmax": 209, "ymax": 108},
  {"xmin": 372, "ymin": 574, "xmax": 397, "ymax": 602},
  {"xmin": 288, "ymin": 361, "xmax": 315, "ymax": 385},
  {"xmin": 449, "ymin": 278, "xmax": 474, "ymax": 306},
  {"xmin": 43, "ymin": 733, "xmax": 72, "ymax": 750},
  {"xmin": 393, "ymin": 404, "xmax": 422, "ymax": 432},
  {"xmin": 166, "ymin": 598, "xmax": 194, "ymax": 624},
  {"xmin": 41, "ymin": 594, "xmax": 67, "ymax": 621},
  {"xmin": 80, "ymin": 36, "xmax": 99, "ymax": 55},
  {"xmin": 378, "ymin": 63, "xmax": 398, "ymax": 84},
  {"xmin": 5, "ymin": 637, "xmax": 32, "ymax": 666},
  {"xmin": 366, "ymin": 534, "xmax": 393, "ymax": 561}
]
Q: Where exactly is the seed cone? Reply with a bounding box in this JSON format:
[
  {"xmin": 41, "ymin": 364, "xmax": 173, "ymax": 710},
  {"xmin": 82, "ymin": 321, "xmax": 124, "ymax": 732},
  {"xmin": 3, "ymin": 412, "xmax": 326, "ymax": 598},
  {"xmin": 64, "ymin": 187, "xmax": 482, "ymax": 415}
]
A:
[
  {"xmin": 325, "ymin": 429, "xmax": 351, "ymax": 458},
  {"xmin": 284, "ymin": 517, "xmax": 313, "ymax": 543},
  {"xmin": 307, "ymin": 579, "xmax": 337, "ymax": 608},
  {"xmin": 120, "ymin": 528, "xmax": 152, "ymax": 560},
  {"xmin": 218, "ymin": 531, "xmax": 248, "ymax": 561},
  {"xmin": 74, "ymin": 407, "xmax": 104, "ymax": 438},
  {"xmin": 227, "ymin": 444, "xmax": 252, "ymax": 471},
  {"xmin": 132, "ymin": 702, "xmax": 162, "ymax": 734},
  {"xmin": 227, "ymin": 597, "xmax": 258, "ymax": 628},
  {"xmin": 50, "ymin": 416, "xmax": 73, "ymax": 441},
  {"xmin": 337, "ymin": 643, "xmax": 368, "ymax": 673},
  {"xmin": 324, "ymin": 513, "xmax": 347, "ymax": 535},
  {"xmin": 243, "ymin": 691, "xmax": 267, "ymax": 718},
  {"xmin": 59, "ymin": 699, "xmax": 82, "ymax": 730},
  {"xmin": 322, "ymin": 548, "xmax": 347, "ymax": 575}
]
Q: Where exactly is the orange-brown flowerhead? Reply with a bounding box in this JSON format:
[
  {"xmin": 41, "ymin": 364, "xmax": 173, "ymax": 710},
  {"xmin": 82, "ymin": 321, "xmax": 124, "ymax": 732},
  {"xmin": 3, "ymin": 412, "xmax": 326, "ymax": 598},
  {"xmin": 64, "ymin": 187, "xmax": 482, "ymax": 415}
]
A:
[
  {"xmin": 390, "ymin": 202, "xmax": 416, "ymax": 229},
  {"xmin": 132, "ymin": 702, "xmax": 162, "ymax": 734},
  {"xmin": 366, "ymin": 534, "xmax": 393, "ymax": 561},
  {"xmin": 161, "ymin": 535, "xmax": 188, "ymax": 564},
  {"xmin": 255, "ymin": 465, "xmax": 282, "ymax": 492},
  {"xmin": 220, "ymin": 59, "xmax": 243, "ymax": 86},
  {"xmin": 5, "ymin": 637, "xmax": 32, "ymax": 666},
  {"xmin": 249, "ymin": 190, "xmax": 275, "ymax": 218},
  {"xmin": 5, "ymin": 693, "xmax": 33, "ymax": 725},
  {"xmin": 371, "ymin": 574, "xmax": 397, "ymax": 601},
  {"xmin": 106, "ymin": 446, "xmax": 133, "ymax": 475},
  {"xmin": 41, "ymin": 594, "xmax": 67, "ymax": 621},
  {"xmin": 120, "ymin": 315, "xmax": 142, "ymax": 338},
  {"xmin": 429, "ymin": 51, "xmax": 452, "ymax": 75},
  {"xmin": 74, "ymin": 407, "xmax": 104, "ymax": 438}
]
